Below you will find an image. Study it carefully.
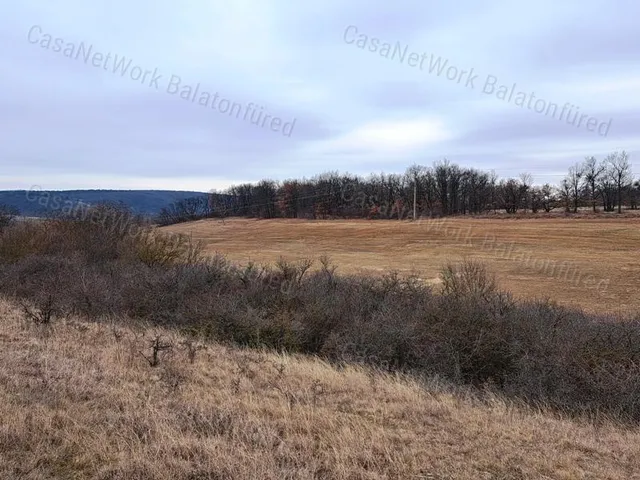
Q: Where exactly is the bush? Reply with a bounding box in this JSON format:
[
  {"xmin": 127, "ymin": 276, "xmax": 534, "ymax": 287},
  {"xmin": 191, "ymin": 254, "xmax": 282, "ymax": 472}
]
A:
[
  {"xmin": 0, "ymin": 220, "xmax": 47, "ymax": 262},
  {"xmin": 440, "ymin": 259, "xmax": 498, "ymax": 299},
  {"xmin": 0, "ymin": 204, "xmax": 19, "ymax": 230},
  {"xmin": 1, "ymin": 217, "xmax": 640, "ymax": 422},
  {"xmin": 135, "ymin": 231, "xmax": 203, "ymax": 267}
]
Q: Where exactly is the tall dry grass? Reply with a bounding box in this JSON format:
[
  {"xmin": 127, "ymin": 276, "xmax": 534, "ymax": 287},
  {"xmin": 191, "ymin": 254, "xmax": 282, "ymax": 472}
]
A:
[{"xmin": 1, "ymin": 297, "xmax": 639, "ymax": 479}]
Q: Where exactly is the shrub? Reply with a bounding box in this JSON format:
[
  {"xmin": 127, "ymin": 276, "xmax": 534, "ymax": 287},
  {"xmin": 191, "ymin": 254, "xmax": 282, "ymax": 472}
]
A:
[
  {"xmin": 0, "ymin": 220, "xmax": 47, "ymax": 262},
  {"xmin": 0, "ymin": 204, "xmax": 19, "ymax": 230},
  {"xmin": 1, "ymin": 217, "xmax": 640, "ymax": 422},
  {"xmin": 135, "ymin": 231, "xmax": 203, "ymax": 267},
  {"xmin": 440, "ymin": 259, "xmax": 498, "ymax": 299}
]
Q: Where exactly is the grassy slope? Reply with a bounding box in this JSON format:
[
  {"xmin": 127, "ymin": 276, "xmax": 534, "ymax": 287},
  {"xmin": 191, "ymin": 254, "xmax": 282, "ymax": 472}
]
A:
[{"xmin": 1, "ymin": 298, "xmax": 638, "ymax": 480}]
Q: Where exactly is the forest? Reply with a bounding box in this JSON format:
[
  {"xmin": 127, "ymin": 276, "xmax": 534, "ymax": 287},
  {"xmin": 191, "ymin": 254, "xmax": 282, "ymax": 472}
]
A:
[{"xmin": 158, "ymin": 151, "xmax": 637, "ymax": 224}]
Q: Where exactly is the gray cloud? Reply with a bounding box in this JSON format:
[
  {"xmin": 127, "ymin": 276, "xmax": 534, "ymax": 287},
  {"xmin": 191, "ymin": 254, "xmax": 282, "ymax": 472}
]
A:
[{"xmin": 1, "ymin": 0, "xmax": 638, "ymax": 190}]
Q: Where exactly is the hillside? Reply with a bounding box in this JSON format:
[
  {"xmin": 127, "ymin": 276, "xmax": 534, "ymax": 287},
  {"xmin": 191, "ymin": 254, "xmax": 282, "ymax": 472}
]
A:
[
  {"xmin": 0, "ymin": 190, "xmax": 208, "ymax": 217},
  {"xmin": 1, "ymin": 297, "xmax": 638, "ymax": 479}
]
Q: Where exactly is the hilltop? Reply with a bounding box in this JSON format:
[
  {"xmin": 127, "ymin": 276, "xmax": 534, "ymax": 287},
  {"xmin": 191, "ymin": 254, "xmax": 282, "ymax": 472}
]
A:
[{"xmin": 0, "ymin": 189, "xmax": 208, "ymax": 217}]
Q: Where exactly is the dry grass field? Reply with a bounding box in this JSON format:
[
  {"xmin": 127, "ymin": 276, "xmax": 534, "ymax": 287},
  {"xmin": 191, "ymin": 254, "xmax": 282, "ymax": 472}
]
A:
[
  {"xmin": 162, "ymin": 217, "xmax": 640, "ymax": 316},
  {"xmin": 2, "ymin": 297, "xmax": 639, "ymax": 480}
]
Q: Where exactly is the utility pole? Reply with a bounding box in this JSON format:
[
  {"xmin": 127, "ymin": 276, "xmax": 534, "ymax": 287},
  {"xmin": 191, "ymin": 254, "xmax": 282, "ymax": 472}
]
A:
[{"xmin": 413, "ymin": 175, "xmax": 417, "ymax": 221}]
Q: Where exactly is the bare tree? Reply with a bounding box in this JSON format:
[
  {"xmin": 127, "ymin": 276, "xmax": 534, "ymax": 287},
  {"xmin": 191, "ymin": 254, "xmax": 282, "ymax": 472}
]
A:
[
  {"xmin": 157, "ymin": 195, "xmax": 214, "ymax": 225},
  {"xmin": 207, "ymin": 155, "xmax": 634, "ymax": 221},
  {"xmin": 559, "ymin": 179, "xmax": 572, "ymax": 213},
  {"xmin": 607, "ymin": 151, "xmax": 632, "ymax": 214},
  {"xmin": 581, "ymin": 156, "xmax": 605, "ymax": 213},
  {"xmin": 488, "ymin": 170, "xmax": 498, "ymax": 213},
  {"xmin": 631, "ymin": 180, "xmax": 640, "ymax": 210},
  {"xmin": 498, "ymin": 178, "xmax": 527, "ymax": 214},
  {"xmin": 564, "ymin": 163, "xmax": 583, "ymax": 213},
  {"xmin": 539, "ymin": 183, "xmax": 557, "ymax": 212},
  {"xmin": 519, "ymin": 173, "xmax": 533, "ymax": 212}
]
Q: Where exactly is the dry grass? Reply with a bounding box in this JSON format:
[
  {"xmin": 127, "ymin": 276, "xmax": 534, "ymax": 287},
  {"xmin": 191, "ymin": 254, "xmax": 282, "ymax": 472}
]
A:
[
  {"xmin": 162, "ymin": 217, "xmax": 640, "ymax": 315},
  {"xmin": 1, "ymin": 298, "xmax": 639, "ymax": 479}
]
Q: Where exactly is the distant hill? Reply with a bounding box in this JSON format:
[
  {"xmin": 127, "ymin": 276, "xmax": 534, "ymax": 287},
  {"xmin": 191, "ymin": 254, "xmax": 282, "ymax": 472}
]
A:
[{"xmin": 0, "ymin": 190, "xmax": 208, "ymax": 217}]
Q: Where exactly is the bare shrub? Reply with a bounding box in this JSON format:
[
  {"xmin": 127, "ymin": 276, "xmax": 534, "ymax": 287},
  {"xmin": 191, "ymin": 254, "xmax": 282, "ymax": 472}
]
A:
[
  {"xmin": 440, "ymin": 259, "xmax": 498, "ymax": 299},
  {"xmin": 20, "ymin": 295, "xmax": 57, "ymax": 325},
  {"xmin": 135, "ymin": 231, "xmax": 203, "ymax": 267},
  {"xmin": 274, "ymin": 257, "xmax": 313, "ymax": 288},
  {"xmin": 2, "ymin": 217, "xmax": 640, "ymax": 421},
  {"xmin": 140, "ymin": 335, "xmax": 173, "ymax": 367},
  {"xmin": 0, "ymin": 204, "xmax": 19, "ymax": 230},
  {"xmin": 319, "ymin": 255, "xmax": 337, "ymax": 284},
  {"xmin": 180, "ymin": 338, "xmax": 206, "ymax": 364},
  {"xmin": 0, "ymin": 220, "xmax": 47, "ymax": 262}
]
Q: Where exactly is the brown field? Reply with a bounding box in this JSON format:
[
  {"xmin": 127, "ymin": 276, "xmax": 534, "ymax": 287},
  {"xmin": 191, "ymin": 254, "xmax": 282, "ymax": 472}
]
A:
[
  {"xmin": 2, "ymin": 297, "xmax": 639, "ymax": 479},
  {"xmin": 162, "ymin": 217, "xmax": 640, "ymax": 316}
]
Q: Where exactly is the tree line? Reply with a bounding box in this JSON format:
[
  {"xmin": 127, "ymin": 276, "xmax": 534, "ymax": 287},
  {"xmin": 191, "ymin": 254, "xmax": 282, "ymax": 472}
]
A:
[{"xmin": 155, "ymin": 150, "xmax": 637, "ymax": 224}]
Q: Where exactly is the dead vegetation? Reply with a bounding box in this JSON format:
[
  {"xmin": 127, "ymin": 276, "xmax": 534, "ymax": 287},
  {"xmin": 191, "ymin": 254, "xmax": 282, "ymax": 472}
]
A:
[
  {"xmin": 2, "ymin": 210, "xmax": 640, "ymax": 478},
  {"xmin": 162, "ymin": 217, "xmax": 640, "ymax": 315},
  {"xmin": 1, "ymin": 297, "xmax": 639, "ymax": 479},
  {"xmin": 2, "ymin": 211, "xmax": 640, "ymax": 423}
]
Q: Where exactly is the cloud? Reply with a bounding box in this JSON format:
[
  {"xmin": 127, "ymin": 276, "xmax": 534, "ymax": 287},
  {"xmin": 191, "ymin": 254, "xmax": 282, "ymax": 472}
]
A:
[
  {"xmin": 0, "ymin": 0, "xmax": 637, "ymax": 190},
  {"xmin": 321, "ymin": 118, "xmax": 453, "ymax": 156}
]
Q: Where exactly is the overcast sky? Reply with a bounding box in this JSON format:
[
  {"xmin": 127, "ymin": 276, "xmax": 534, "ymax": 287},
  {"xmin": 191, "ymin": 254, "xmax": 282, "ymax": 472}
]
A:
[{"xmin": 1, "ymin": 1, "xmax": 638, "ymax": 191}]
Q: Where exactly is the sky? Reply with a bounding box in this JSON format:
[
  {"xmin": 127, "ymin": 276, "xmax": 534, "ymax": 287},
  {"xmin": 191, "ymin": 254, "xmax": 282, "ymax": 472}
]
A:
[{"xmin": 1, "ymin": 0, "xmax": 638, "ymax": 191}]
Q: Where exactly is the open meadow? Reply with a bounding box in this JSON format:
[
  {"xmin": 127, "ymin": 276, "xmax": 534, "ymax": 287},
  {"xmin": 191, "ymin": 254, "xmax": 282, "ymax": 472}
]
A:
[{"xmin": 162, "ymin": 216, "xmax": 640, "ymax": 316}]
